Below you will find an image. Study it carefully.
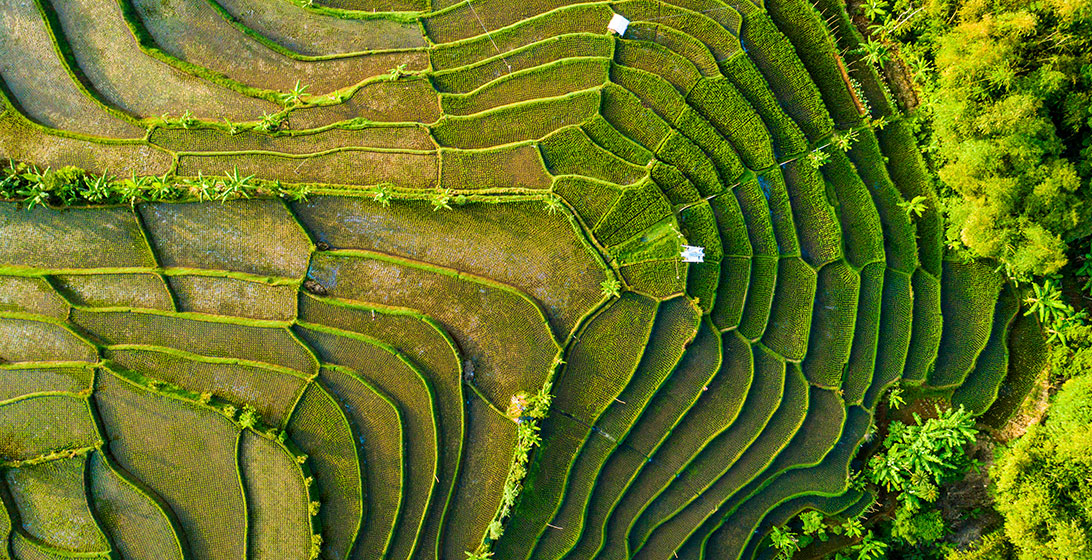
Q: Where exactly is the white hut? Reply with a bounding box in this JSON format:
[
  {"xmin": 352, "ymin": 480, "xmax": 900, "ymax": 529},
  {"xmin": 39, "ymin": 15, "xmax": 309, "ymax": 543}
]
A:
[
  {"xmin": 608, "ymin": 13, "xmax": 630, "ymax": 36},
  {"xmin": 680, "ymin": 245, "xmax": 705, "ymax": 263}
]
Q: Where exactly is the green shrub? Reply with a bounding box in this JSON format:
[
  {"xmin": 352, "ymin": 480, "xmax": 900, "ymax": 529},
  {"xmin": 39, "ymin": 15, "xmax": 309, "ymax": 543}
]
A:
[{"xmin": 993, "ymin": 390, "xmax": 1092, "ymax": 560}]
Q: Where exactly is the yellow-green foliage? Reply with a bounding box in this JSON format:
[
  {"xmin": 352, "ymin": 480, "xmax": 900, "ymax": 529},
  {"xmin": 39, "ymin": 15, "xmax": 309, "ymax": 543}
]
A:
[{"xmin": 993, "ymin": 374, "xmax": 1092, "ymax": 560}]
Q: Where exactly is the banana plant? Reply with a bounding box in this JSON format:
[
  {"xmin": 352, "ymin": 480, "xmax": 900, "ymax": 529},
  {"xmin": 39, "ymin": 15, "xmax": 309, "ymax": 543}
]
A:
[
  {"xmin": 373, "ymin": 183, "xmax": 393, "ymax": 207},
  {"xmin": 861, "ymin": 0, "xmax": 888, "ymax": 22},
  {"xmin": 1023, "ymin": 278, "xmax": 1068, "ymax": 324},
  {"xmin": 282, "ymin": 80, "xmax": 310, "ymax": 107},
  {"xmin": 898, "ymin": 195, "xmax": 928, "ymax": 218},
  {"xmin": 184, "ymin": 172, "xmax": 215, "ymax": 202},
  {"xmin": 219, "ymin": 166, "xmax": 255, "ymax": 202},
  {"xmin": 859, "ymin": 39, "xmax": 889, "ymax": 69}
]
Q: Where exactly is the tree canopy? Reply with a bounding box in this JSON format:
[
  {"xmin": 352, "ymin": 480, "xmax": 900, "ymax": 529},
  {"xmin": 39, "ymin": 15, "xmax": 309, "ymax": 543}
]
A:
[
  {"xmin": 991, "ymin": 374, "xmax": 1092, "ymax": 560},
  {"xmin": 895, "ymin": 0, "xmax": 1092, "ymax": 277}
]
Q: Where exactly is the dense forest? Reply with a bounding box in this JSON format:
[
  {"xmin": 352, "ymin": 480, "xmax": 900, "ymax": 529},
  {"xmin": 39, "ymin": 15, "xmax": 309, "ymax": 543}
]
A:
[{"xmin": 898, "ymin": 0, "xmax": 1092, "ymax": 280}]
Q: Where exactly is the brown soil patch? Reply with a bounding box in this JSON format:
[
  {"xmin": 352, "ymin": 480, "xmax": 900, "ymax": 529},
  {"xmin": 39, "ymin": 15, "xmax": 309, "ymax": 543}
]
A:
[{"xmin": 990, "ymin": 373, "xmax": 1050, "ymax": 443}]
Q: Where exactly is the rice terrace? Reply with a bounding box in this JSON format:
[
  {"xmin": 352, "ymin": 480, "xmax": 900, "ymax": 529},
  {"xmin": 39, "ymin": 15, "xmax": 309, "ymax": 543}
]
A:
[{"xmin": 1, "ymin": 0, "xmax": 1088, "ymax": 558}]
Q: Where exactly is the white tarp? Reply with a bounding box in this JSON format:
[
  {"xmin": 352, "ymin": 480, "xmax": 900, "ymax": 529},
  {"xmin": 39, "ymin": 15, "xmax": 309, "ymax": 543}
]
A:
[
  {"xmin": 681, "ymin": 245, "xmax": 705, "ymax": 263},
  {"xmin": 608, "ymin": 13, "xmax": 630, "ymax": 36}
]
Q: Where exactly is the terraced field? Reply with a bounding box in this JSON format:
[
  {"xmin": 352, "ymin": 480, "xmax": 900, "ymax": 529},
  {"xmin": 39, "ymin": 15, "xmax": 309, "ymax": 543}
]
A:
[{"xmin": 0, "ymin": 0, "xmax": 1044, "ymax": 559}]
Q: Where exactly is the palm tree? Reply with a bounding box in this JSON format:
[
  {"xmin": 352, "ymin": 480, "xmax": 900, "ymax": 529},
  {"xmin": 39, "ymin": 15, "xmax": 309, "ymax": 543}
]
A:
[
  {"xmin": 287, "ymin": 183, "xmax": 312, "ymax": 203},
  {"xmin": 149, "ymin": 173, "xmax": 176, "ymax": 201},
  {"xmin": 868, "ymin": 18, "xmax": 899, "ymax": 38},
  {"xmin": 219, "ymin": 167, "xmax": 255, "ymax": 202},
  {"xmin": 831, "ymin": 128, "xmax": 859, "ymax": 152},
  {"xmin": 178, "ymin": 110, "xmax": 198, "ymax": 129},
  {"xmin": 855, "ymin": 533, "xmax": 887, "ymax": 559},
  {"xmin": 769, "ymin": 526, "xmax": 799, "ymax": 559},
  {"xmin": 222, "ymin": 117, "xmax": 241, "ymax": 135},
  {"xmin": 841, "ymin": 517, "xmax": 864, "ymax": 539},
  {"xmin": 185, "ymin": 172, "xmax": 215, "ymax": 201},
  {"xmin": 83, "ymin": 172, "xmax": 113, "ymax": 202},
  {"xmin": 373, "ymin": 183, "xmax": 393, "ymax": 207},
  {"xmin": 600, "ymin": 277, "xmax": 621, "ymax": 298},
  {"xmin": 430, "ymin": 189, "xmax": 453, "ymax": 211},
  {"xmin": 387, "ymin": 63, "xmax": 408, "ymax": 82},
  {"xmin": 283, "ymin": 80, "xmax": 310, "ymax": 107},
  {"xmin": 887, "ymin": 385, "xmax": 905, "ymax": 410},
  {"xmin": 806, "ymin": 148, "xmax": 830, "ymax": 169},
  {"xmin": 257, "ymin": 112, "xmax": 284, "ymax": 133},
  {"xmin": 542, "ymin": 195, "xmax": 564, "ymax": 215},
  {"xmin": 905, "ymin": 53, "xmax": 931, "ymax": 82}
]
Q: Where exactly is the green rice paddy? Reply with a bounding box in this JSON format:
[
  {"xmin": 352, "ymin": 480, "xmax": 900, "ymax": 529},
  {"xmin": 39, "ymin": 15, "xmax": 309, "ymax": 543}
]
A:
[{"xmin": 0, "ymin": 0, "xmax": 1044, "ymax": 558}]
